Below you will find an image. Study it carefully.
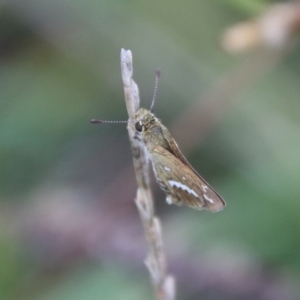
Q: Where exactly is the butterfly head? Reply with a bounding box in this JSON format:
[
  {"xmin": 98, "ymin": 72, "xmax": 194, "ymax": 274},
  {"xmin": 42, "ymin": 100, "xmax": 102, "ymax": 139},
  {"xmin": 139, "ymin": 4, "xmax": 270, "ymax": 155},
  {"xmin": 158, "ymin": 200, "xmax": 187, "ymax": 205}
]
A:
[{"xmin": 133, "ymin": 108, "xmax": 158, "ymax": 134}]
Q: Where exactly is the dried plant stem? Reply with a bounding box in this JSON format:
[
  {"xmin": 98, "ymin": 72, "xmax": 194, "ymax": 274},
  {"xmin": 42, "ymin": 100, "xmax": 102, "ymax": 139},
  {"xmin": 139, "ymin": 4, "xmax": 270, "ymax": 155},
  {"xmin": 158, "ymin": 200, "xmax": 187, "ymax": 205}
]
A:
[{"xmin": 120, "ymin": 49, "xmax": 175, "ymax": 300}]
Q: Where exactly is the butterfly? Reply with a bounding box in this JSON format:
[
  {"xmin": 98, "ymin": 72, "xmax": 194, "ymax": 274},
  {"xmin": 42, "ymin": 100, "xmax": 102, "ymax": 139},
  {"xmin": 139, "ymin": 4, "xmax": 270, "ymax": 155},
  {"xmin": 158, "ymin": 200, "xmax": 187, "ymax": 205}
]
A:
[{"xmin": 132, "ymin": 107, "xmax": 225, "ymax": 212}]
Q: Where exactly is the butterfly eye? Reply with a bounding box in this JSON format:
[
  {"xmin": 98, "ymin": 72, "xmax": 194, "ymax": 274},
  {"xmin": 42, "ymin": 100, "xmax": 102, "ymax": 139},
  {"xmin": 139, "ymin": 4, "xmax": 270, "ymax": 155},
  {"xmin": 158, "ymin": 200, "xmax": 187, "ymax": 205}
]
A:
[{"xmin": 135, "ymin": 121, "xmax": 143, "ymax": 132}]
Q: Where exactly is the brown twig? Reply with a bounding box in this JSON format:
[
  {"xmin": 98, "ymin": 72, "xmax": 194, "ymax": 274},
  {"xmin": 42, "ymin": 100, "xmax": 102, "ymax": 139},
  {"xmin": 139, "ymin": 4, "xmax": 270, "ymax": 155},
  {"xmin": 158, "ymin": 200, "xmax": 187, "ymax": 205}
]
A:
[{"xmin": 120, "ymin": 49, "xmax": 175, "ymax": 300}]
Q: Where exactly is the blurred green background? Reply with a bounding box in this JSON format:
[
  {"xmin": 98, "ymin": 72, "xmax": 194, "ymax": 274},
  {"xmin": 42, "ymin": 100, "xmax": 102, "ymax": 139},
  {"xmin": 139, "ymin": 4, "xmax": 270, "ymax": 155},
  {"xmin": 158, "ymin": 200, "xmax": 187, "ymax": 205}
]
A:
[{"xmin": 1, "ymin": 0, "xmax": 300, "ymax": 299}]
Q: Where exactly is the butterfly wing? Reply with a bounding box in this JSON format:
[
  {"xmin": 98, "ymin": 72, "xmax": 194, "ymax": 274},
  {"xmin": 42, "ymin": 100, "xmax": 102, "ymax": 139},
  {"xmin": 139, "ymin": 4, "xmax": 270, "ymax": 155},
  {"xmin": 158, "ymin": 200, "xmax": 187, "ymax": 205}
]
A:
[
  {"xmin": 148, "ymin": 144, "xmax": 224, "ymax": 212},
  {"xmin": 161, "ymin": 125, "xmax": 225, "ymax": 209}
]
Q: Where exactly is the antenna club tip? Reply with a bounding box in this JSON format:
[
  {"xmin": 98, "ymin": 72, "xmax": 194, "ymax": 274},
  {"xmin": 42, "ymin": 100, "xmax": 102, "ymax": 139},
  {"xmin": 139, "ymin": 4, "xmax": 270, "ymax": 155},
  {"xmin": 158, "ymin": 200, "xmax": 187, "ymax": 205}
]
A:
[
  {"xmin": 90, "ymin": 119, "xmax": 102, "ymax": 124},
  {"xmin": 156, "ymin": 68, "xmax": 161, "ymax": 77}
]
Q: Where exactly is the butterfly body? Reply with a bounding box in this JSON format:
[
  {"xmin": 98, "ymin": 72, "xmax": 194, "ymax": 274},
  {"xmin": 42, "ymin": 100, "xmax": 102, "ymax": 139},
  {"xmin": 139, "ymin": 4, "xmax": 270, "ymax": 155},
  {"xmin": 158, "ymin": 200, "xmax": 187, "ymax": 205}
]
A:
[{"xmin": 133, "ymin": 108, "xmax": 225, "ymax": 212}]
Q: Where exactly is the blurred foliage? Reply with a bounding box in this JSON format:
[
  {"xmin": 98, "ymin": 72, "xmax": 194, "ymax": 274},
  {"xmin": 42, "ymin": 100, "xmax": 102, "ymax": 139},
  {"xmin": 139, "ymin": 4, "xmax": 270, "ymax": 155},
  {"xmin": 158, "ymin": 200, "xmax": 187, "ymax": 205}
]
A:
[
  {"xmin": 0, "ymin": 0, "xmax": 300, "ymax": 299},
  {"xmin": 220, "ymin": 0, "xmax": 268, "ymax": 15},
  {"xmin": 32, "ymin": 263, "xmax": 152, "ymax": 300}
]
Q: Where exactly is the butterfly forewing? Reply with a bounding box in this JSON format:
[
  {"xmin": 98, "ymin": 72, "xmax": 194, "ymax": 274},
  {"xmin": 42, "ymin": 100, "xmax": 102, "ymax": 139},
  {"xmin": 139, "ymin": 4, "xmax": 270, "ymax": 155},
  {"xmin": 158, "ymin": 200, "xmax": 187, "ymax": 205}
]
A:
[
  {"xmin": 148, "ymin": 145, "xmax": 224, "ymax": 212},
  {"xmin": 161, "ymin": 124, "xmax": 225, "ymax": 211}
]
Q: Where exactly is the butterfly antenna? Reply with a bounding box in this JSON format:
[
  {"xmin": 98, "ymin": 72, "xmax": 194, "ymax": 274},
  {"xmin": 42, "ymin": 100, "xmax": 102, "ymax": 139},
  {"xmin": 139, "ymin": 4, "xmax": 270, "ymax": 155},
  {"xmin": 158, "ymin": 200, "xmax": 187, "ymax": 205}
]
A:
[
  {"xmin": 149, "ymin": 68, "xmax": 161, "ymax": 112},
  {"xmin": 90, "ymin": 119, "xmax": 129, "ymax": 124}
]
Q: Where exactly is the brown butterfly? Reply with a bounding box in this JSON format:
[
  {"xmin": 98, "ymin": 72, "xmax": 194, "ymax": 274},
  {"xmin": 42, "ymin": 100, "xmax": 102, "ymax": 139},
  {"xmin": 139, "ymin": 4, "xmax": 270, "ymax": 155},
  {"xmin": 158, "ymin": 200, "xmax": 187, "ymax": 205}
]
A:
[{"xmin": 132, "ymin": 107, "xmax": 225, "ymax": 212}]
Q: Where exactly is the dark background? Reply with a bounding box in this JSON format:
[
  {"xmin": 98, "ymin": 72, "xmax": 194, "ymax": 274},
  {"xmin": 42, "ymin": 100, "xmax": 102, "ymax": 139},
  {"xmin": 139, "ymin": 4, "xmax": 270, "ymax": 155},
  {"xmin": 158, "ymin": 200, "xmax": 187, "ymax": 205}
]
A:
[{"xmin": 0, "ymin": 1, "xmax": 300, "ymax": 299}]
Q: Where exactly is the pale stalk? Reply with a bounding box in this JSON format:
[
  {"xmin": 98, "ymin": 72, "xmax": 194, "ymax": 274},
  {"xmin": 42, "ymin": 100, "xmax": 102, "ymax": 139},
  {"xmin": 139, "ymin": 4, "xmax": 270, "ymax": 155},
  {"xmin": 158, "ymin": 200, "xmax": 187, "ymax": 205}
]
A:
[{"xmin": 120, "ymin": 49, "xmax": 175, "ymax": 300}]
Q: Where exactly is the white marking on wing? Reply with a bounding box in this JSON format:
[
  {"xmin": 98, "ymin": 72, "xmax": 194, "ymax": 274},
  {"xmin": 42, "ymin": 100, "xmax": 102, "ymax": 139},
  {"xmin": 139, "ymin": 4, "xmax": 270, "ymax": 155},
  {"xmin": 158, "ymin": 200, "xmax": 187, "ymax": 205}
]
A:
[
  {"xmin": 203, "ymin": 194, "xmax": 214, "ymax": 203},
  {"xmin": 168, "ymin": 180, "xmax": 199, "ymax": 198},
  {"xmin": 202, "ymin": 185, "xmax": 209, "ymax": 192},
  {"xmin": 164, "ymin": 166, "xmax": 171, "ymax": 172},
  {"xmin": 182, "ymin": 177, "xmax": 186, "ymax": 181}
]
